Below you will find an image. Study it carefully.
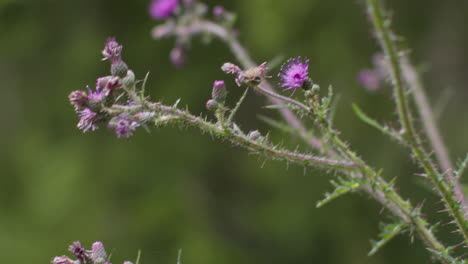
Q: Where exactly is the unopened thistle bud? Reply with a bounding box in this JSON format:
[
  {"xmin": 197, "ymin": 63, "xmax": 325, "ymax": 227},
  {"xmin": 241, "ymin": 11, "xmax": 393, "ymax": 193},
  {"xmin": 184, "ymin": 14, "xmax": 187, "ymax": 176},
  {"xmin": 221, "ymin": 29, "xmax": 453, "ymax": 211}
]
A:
[
  {"xmin": 248, "ymin": 130, "xmax": 262, "ymax": 141},
  {"xmin": 170, "ymin": 46, "xmax": 186, "ymax": 68},
  {"xmin": 111, "ymin": 59, "xmax": 129, "ymax": 78},
  {"xmin": 211, "ymin": 80, "xmax": 227, "ymax": 102},
  {"xmin": 206, "ymin": 99, "xmax": 218, "ymax": 111},
  {"xmin": 134, "ymin": 111, "xmax": 156, "ymax": 123},
  {"xmin": 121, "ymin": 70, "xmax": 136, "ymax": 88}
]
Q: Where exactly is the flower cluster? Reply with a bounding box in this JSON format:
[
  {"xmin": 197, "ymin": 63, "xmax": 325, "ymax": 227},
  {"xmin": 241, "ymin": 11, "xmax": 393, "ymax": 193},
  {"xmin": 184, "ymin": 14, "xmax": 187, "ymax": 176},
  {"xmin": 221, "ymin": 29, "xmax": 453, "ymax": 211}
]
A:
[
  {"xmin": 357, "ymin": 53, "xmax": 387, "ymax": 92},
  {"xmin": 68, "ymin": 38, "xmax": 141, "ymax": 139},
  {"xmin": 52, "ymin": 241, "xmax": 133, "ymax": 264},
  {"xmin": 149, "ymin": 0, "xmax": 234, "ymax": 68}
]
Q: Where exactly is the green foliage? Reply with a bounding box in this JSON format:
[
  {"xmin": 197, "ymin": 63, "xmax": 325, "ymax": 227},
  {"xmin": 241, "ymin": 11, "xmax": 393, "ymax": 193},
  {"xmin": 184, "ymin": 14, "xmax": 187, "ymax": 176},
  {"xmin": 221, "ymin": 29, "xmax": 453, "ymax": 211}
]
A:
[
  {"xmin": 316, "ymin": 179, "xmax": 360, "ymax": 208},
  {"xmin": 368, "ymin": 222, "xmax": 406, "ymax": 256}
]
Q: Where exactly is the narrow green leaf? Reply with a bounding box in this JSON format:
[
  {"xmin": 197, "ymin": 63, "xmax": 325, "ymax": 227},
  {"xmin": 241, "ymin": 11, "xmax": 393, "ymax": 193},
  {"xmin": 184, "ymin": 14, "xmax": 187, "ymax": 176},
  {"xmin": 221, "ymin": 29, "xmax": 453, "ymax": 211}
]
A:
[
  {"xmin": 316, "ymin": 180, "xmax": 360, "ymax": 208},
  {"xmin": 263, "ymin": 104, "xmax": 292, "ymax": 110},
  {"xmin": 135, "ymin": 250, "xmax": 142, "ymax": 264},
  {"xmin": 352, "ymin": 103, "xmax": 405, "ymax": 144},
  {"xmin": 369, "ymin": 222, "xmax": 405, "ymax": 256},
  {"xmin": 454, "ymin": 153, "xmax": 468, "ymax": 181}
]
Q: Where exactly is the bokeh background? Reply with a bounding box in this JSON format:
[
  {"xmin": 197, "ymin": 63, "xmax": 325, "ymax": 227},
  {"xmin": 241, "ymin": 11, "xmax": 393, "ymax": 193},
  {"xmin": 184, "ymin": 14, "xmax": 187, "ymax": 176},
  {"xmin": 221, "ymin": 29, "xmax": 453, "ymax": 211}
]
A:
[{"xmin": 1, "ymin": 0, "xmax": 468, "ymax": 263}]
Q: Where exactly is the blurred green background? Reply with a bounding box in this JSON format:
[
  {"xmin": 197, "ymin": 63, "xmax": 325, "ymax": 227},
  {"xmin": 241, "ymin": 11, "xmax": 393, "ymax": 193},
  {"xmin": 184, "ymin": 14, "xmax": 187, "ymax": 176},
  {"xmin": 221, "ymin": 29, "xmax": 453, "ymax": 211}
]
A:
[{"xmin": 1, "ymin": 0, "xmax": 468, "ymax": 263}]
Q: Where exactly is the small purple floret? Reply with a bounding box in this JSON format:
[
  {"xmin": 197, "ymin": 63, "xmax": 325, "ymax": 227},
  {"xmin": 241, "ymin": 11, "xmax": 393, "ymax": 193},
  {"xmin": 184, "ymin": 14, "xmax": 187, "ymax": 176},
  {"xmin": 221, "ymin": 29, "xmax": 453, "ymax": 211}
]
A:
[
  {"xmin": 213, "ymin": 6, "xmax": 224, "ymax": 17},
  {"xmin": 102, "ymin": 38, "xmax": 123, "ymax": 62},
  {"xmin": 150, "ymin": 0, "xmax": 179, "ymax": 20},
  {"xmin": 77, "ymin": 108, "xmax": 99, "ymax": 133},
  {"xmin": 357, "ymin": 69, "xmax": 380, "ymax": 92},
  {"xmin": 111, "ymin": 115, "xmax": 140, "ymax": 139},
  {"xmin": 69, "ymin": 90, "xmax": 88, "ymax": 110},
  {"xmin": 68, "ymin": 241, "xmax": 89, "ymax": 261},
  {"xmin": 170, "ymin": 46, "xmax": 186, "ymax": 68},
  {"xmin": 279, "ymin": 57, "xmax": 310, "ymax": 94}
]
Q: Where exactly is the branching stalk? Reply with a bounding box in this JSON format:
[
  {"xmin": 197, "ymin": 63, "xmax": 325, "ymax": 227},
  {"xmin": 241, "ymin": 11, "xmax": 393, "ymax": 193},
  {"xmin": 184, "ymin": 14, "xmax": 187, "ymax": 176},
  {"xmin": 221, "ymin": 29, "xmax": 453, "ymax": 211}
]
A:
[{"xmin": 364, "ymin": 0, "xmax": 468, "ymax": 243}]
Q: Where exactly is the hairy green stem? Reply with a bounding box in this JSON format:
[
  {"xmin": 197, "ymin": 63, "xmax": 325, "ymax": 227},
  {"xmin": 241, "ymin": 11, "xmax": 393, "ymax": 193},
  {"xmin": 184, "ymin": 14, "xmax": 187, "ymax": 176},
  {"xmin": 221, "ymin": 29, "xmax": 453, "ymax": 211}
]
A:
[
  {"xmin": 149, "ymin": 103, "xmax": 357, "ymax": 170},
  {"xmin": 401, "ymin": 57, "xmax": 468, "ymax": 212},
  {"xmin": 365, "ymin": 0, "xmax": 468, "ymax": 244}
]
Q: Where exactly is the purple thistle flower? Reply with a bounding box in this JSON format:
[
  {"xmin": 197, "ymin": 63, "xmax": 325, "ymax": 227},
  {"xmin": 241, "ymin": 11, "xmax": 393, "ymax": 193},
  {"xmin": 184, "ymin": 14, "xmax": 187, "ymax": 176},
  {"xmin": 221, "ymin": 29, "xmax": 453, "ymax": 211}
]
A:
[
  {"xmin": 221, "ymin": 62, "xmax": 242, "ymax": 76},
  {"xmin": 279, "ymin": 57, "xmax": 310, "ymax": 95},
  {"xmin": 213, "ymin": 6, "xmax": 225, "ymax": 18},
  {"xmin": 86, "ymin": 85, "xmax": 106, "ymax": 103},
  {"xmin": 91, "ymin": 241, "xmax": 108, "ymax": 262},
  {"xmin": 149, "ymin": 0, "xmax": 179, "ymax": 20},
  {"xmin": 102, "ymin": 76, "xmax": 121, "ymax": 96},
  {"xmin": 102, "ymin": 38, "xmax": 123, "ymax": 62},
  {"xmin": 357, "ymin": 69, "xmax": 380, "ymax": 92},
  {"xmin": 170, "ymin": 46, "xmax": 186, "ymax": 68},
  {"xmin": 69, "ymin": 90, "xmax": 88, "ymax": 110},
  {"xmin": 68, "ymin": 241, "xmax": 89, "ymax": 261},
  {"xmin": 77, "ymin": 108, "xmax": 100, "ymax": 133},
  {"xmin": 182, "ymin": 0, "xmax": 194, "ymax": 7},
  {"xmin": 51, "ymin": 256, "xmax": 75, "ymax": 264},
  {"xmin": 96, "ymin": 76, "xmax": 114, "ymax": 90},
  {"xmin": 109, "ymin": 114, "xmax": 140, "ymax": 139}
]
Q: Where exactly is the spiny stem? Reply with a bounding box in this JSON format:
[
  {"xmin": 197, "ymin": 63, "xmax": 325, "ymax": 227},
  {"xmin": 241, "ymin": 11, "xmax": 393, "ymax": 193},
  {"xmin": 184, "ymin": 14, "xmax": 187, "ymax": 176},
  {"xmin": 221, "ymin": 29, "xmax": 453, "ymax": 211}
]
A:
[
  {"xmin": 144, "ymin": 103, "xmax": 358, "ymax": 170},
  {"xmin": 401, "ymin": 57, "xmax": 468, "ymax": 212},
  {"xmin": 365, "ymin": 0, "xmax": 468, "ymax": 244}
]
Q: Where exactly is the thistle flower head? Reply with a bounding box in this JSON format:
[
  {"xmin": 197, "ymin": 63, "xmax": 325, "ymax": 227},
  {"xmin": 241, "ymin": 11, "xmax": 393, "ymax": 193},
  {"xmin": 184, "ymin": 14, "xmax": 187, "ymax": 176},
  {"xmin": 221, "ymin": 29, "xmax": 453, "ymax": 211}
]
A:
[
  {"xmin": 279, "ymin": 57, "xmax": 310, "ymax": 93},
  {"xmin": 68, "ymin": 241, "xmax": 89, "ymax": 261},
  {"xmin": 77, "ymin": 108, "xmax": 100, "ymax": 133},
  {"xmin": 91, "ymin": 241, "xmax": 108, "ymax": 263},
  {"xmin": 109, "ymin": 114, "xmax": 140, "ymax": 139},
  {"xmin": 51, "ymin": 256, "xmax": 74, "ymax": 264},
  {"xmin": 221, "ymin": 62, "xmax": 242, "ymax": 76},
  {"xmin": 102, "ymin": 76, "xmax": 121, "ymax": 96},
  {"xmin": 102, "ymin": 38, "xmax": 123, "ymax": 62},
  {"xmin": 69, "ymin": 90, "xmax": 88, "ymax": 110},
  {"xmin": 236, "ymin": 62, "xmax": 268, "ymax": 86},
  {"xmin": 213, "ymin": 6, "xmax": 225, "ymax": 18},
  {"xmin": 86, "ymin": 85, "xmax": 106, "ymax": 109},
  {"xmin": 170, "ymin": 46, "xmax": 186, "ymax": 68},
  {"xmin": 357, "ymin": 69, "xmax": 380, "ymax": 92},
  {"xmin": 150, "ymin": 0, "xmax": 179, "ymax": 20}
]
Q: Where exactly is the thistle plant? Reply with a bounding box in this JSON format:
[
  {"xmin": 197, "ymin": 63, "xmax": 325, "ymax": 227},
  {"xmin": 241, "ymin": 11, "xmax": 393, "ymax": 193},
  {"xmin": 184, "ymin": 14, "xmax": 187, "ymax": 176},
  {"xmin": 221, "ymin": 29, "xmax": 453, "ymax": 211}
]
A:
[{"xmin": 54, "ymin": 0, "xmax": 468, "ymax": 263}]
